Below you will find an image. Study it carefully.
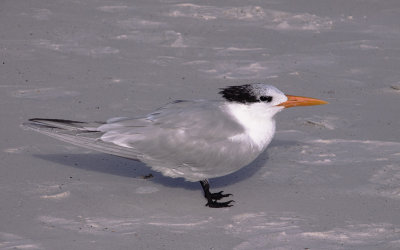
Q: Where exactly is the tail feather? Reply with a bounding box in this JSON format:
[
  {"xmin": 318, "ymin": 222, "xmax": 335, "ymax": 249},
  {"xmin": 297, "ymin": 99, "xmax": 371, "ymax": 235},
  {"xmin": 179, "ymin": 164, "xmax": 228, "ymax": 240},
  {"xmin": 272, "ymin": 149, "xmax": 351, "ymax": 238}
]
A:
[
  {"xmin": 27, "ymin": 118, "xmax": 103, "ymax": 131},
  {"xmin": 22, "ymin": 118, "xmax": 141, "ymax": 160}
]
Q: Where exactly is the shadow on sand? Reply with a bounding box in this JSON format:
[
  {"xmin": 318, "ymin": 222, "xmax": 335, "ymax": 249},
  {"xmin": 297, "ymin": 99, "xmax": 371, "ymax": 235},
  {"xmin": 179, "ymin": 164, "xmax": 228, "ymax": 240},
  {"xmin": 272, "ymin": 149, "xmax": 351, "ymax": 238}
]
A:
[{"xmin": 33, "ymin": 139, "xmax": 299, "ymax": 191}]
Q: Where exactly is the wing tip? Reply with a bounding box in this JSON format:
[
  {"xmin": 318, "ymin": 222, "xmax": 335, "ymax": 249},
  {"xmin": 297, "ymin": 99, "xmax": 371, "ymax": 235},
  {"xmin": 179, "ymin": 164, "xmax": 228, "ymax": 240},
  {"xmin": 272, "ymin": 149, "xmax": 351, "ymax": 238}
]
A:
[
  {"xmin": 21, "ymin": 121, "xmax": 57, "ymax": 130},
  {"xmin": 28, "ymin": 118, "xmax": 85, "ymax": 124}
]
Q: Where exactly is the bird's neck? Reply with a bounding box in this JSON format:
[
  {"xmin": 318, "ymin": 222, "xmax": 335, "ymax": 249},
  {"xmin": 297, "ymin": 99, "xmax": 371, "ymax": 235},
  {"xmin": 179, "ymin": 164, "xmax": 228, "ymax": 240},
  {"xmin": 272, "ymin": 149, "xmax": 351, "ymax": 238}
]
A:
[{"xmin": 225, "ymin": 102, "xmax": 282, "ymax": 149}]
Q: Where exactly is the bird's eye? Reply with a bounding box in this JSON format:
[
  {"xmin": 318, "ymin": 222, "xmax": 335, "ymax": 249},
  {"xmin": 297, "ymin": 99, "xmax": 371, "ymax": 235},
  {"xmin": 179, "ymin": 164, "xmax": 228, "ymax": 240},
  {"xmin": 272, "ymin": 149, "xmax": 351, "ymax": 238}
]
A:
[{"xmin": 260, "ymin": 96, "xmax": 273, "ymax": 102}]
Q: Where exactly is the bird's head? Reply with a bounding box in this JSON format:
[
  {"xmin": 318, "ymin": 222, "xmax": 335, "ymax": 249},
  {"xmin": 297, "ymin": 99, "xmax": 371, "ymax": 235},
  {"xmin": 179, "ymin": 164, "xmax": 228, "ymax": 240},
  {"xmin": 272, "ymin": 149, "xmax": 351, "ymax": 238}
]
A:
[{"xmin": 219, "ymin": 83, "xmax": 328, "ymax": 109}]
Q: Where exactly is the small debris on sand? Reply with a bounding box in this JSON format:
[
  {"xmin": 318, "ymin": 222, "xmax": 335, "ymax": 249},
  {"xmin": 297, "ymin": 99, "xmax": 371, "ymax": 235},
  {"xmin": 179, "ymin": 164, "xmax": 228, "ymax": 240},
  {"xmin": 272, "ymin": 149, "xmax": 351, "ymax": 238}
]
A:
[{"xmin": 142, "ymin": 173, "xmax": 154, "ymax": 179}]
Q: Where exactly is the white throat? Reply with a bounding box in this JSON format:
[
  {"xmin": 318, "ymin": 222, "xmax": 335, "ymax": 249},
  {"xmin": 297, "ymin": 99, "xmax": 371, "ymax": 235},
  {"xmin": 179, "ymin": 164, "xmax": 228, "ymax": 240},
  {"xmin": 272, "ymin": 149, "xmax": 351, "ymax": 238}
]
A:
[{"xmin": 225, "ymin": 102, "xmax": 283, "ymax": 149}]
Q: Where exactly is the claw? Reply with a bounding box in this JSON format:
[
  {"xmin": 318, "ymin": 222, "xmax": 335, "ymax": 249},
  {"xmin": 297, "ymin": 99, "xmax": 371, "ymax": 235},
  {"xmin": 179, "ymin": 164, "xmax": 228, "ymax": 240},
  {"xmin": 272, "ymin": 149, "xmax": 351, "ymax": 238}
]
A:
[
  {"xmin": 206, "ymin": 199, "xmax": 234, "ymax": 208},
  {"xmin": 210, "ymin": 191, "xmax": 232, "ymax": 200}
]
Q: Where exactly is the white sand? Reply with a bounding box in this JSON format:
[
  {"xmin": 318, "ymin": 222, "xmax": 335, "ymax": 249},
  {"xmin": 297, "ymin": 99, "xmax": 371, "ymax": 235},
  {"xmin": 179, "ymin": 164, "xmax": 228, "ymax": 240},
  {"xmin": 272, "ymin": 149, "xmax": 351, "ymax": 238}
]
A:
[{"xmin": 1, "ymin": 0, "xmax": 400, "ymax": 249}]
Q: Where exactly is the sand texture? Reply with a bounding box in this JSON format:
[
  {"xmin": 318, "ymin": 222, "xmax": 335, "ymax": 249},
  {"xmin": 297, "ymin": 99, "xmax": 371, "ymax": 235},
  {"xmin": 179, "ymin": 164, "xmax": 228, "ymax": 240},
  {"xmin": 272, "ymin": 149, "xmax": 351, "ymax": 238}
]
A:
[{"xmin": 1, "ymin": 0, "xmax": 400, "ymax": 249}]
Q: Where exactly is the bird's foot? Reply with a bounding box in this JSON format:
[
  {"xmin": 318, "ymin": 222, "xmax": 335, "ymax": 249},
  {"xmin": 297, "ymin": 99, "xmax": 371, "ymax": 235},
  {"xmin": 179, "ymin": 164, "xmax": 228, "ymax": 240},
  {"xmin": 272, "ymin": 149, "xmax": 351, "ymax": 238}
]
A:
[
  {"xmin": 200, "ymin": 180, "xmax": 234, "ymax": 208},
  {"xmin": 206, "ymin": 199, "xmax": 234, "ymax": 208}
]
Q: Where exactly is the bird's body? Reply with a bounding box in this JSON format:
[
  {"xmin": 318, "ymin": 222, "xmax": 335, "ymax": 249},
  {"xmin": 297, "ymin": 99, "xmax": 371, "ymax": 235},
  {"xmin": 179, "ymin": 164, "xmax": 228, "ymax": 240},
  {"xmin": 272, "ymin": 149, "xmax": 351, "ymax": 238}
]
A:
[
  {"xmin": 24, "ymin": 84, "xmax": 327, "ymax": 207},
  {"xmin": 98, "ymin": 100, "xmax": 280, "ymax": 181}
]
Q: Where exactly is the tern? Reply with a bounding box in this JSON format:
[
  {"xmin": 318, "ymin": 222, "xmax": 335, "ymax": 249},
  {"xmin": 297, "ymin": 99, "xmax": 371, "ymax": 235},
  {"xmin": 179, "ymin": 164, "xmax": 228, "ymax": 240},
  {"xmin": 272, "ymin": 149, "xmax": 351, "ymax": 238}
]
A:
[{"xmin": 23, "ymin": 84, "xmax": 327, "ymax": 208}]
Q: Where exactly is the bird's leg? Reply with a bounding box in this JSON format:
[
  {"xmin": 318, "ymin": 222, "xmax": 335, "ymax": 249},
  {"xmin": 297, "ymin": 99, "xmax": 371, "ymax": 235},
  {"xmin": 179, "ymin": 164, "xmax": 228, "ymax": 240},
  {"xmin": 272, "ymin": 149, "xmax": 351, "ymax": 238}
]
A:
[{"xmin": 199, "ymin": 179, "xmax": 234, "ymax": 208}]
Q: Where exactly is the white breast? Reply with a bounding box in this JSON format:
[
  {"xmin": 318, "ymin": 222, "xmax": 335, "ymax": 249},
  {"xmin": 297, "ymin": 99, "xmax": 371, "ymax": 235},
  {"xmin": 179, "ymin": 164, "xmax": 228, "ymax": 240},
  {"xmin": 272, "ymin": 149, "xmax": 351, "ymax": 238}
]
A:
[{"xmin": 225, "ymin": 102, "xmax": 282, "ymax": 150}]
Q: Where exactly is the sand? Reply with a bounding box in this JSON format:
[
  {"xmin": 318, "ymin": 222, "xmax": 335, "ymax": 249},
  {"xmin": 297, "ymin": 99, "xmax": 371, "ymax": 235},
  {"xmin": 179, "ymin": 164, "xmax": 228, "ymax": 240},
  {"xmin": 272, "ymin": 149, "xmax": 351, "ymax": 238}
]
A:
[{"xmin": 1, "ymin": 0, "xmax": 400, "ymax": 249}]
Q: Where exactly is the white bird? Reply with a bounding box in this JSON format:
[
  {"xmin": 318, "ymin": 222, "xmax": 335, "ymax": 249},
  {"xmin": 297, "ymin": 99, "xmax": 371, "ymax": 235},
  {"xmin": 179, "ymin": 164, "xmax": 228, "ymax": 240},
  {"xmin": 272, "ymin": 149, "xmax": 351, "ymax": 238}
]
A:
[{"xmin": 24, "ymin": 84, "xmax": 327, "ymax": 208}]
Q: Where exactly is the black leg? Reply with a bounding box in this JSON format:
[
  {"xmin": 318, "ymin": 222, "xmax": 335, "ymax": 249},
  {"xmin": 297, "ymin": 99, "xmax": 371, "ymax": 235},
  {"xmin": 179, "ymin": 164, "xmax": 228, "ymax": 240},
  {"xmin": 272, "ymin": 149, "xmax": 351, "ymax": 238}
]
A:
[{"xmin": 199, "ymin": 179, "xmax": 234, "ymax": 208}]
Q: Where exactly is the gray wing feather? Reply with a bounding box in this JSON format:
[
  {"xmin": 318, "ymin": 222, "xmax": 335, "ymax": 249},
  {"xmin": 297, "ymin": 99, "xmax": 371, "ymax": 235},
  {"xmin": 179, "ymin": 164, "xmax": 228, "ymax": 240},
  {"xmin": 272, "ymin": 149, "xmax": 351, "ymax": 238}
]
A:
[
  {"xmin": 99, "ymin": 100, "xmax": 243, "ymax": 139},
  {"xmin": 22, "ymin": 120, "xmax": 142, "ymax": 160}
]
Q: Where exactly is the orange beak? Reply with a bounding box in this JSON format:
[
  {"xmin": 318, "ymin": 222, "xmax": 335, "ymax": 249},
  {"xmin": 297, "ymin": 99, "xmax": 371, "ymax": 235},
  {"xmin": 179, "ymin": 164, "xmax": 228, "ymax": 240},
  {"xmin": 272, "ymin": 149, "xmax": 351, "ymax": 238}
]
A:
[{"xmin": 278, "ymin": 95, "xmax": 328, "ymax": 108}]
